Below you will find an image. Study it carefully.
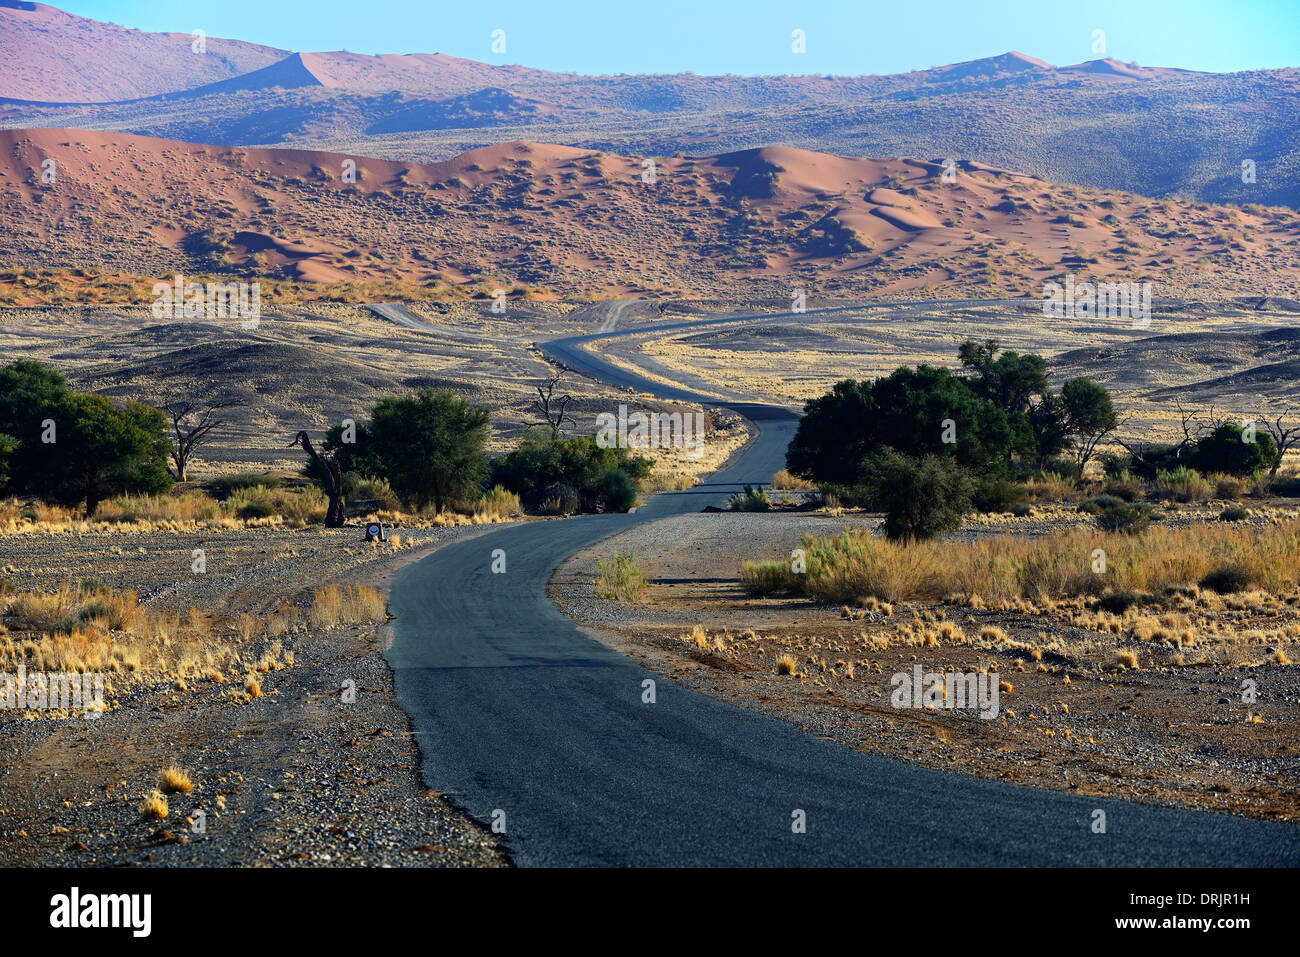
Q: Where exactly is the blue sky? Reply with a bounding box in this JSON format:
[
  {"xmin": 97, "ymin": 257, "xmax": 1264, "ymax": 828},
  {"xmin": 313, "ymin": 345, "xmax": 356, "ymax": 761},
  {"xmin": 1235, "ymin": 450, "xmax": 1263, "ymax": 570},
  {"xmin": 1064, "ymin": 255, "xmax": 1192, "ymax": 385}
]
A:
[{"xmin": 63, "ymin": 0, "xmax": 1299, "ymax": 75}]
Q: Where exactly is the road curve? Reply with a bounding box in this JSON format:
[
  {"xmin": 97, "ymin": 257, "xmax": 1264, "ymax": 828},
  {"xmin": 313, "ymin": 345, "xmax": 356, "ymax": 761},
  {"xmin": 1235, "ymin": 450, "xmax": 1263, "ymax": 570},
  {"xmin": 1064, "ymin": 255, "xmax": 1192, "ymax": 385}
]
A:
[{"xmin": 386, "ymin": 303, "xmax": 1300, "ymax": 866}]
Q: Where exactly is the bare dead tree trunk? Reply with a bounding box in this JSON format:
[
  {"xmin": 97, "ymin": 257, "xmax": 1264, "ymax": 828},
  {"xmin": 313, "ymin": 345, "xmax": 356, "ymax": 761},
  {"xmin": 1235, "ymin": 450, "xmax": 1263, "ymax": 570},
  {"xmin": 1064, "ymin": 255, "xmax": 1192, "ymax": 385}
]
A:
[
  {"xmin": 532, "ymin": 371, "xmax": 574, "ymax": 439},
  {"xmin": 290, "ymin": 430, "xmax": 346, "ymax": 527},
  {"xmin": 165, "ymin": 399, "xmax": 234, "ymax": 482},
  {"xmin": 1260, "ymin": 409, "xmax": 1297, "ymax": 477}
]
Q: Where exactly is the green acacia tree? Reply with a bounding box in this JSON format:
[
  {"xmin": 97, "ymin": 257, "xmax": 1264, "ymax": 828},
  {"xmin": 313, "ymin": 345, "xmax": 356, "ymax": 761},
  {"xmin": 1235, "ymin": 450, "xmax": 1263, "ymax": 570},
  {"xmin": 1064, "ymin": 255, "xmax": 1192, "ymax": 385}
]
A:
[
  {"xmin": 1061, "ymin": 377, "xmax": 1118, "ymax": 475},
  {"xmin": 369, "ymin": 389, "xmax": 491, "ymax": 512},
  {"xmin": 0, "ymin": 360, "xmax": 172, "ymax": 513}
]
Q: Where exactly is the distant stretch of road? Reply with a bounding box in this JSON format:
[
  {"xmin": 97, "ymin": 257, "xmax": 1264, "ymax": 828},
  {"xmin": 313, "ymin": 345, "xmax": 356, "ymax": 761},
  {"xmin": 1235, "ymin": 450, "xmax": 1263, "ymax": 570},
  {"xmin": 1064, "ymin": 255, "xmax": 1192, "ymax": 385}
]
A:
[{"xmin": 385, "ymin": 302, "xmax": 1300, "ymax": 866}]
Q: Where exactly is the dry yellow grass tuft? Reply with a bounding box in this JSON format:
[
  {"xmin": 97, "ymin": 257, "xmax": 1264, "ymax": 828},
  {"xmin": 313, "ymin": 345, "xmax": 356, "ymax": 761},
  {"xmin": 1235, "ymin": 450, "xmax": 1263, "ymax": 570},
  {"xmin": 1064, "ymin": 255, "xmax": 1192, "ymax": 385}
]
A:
[
  {"xmin": 139, "ymin": 789, "xmax": 168, "ymax": 821},
  {"xmin": 244, "ymin": 674, "xmax": 262, "ymax": 698},
  {"xmin": 309, "ymin": 582, "xmax": 388, "ymax": 628},
  {"xmin": 795, "ymin": 519, "xmax": 1300, "ymax": 605},
  {"xmin": 776, "ymin": 653, "xmax": 798, "ymax": 675},
  {"xmin": 158, "ymin": 765, "xmax": 193, "ymax": 795},
  {"xmin": 681, "ymin": 624, "xmax": 710, "ymax": 648},
  {"xmin": 771, "ymin": 469, "xmax": 816, "ymax": 491},
  {"xmin": 1116, "ymin": 649, "xmax": 1140, "ymax": 670}
]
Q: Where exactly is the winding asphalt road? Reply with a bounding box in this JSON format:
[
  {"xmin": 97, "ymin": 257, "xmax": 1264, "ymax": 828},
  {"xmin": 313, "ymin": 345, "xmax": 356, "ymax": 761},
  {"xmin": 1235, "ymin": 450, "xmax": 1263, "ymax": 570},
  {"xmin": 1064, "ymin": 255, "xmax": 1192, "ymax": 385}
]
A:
[{"xmin": 386, "ymin": 303, "xmax": 1300, "ymax": 866}]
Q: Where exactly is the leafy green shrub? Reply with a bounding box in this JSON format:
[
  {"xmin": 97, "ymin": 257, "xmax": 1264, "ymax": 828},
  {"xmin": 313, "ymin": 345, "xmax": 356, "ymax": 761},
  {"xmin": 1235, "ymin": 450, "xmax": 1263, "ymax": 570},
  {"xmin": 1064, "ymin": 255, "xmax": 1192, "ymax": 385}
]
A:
[
  {"xmin": 597, "ymin": 469, "xmax": 638, "ymax": 513},
  {"xmin": 1218, "ymin": 505, "xmax": 1249, "ymax": 522},
  {"xmin": 1098, "ymin": 452, "xmax": 1134, "ymax": 479},
  {"xmin": 860, "ymin": 450, "xmax": 973, "ymax": 541},
  {"xmin": 1078, "ymin": 493, "xmax": 1127, "ymax": 515},
  {"xmin": 1191, "ymin": 424, "xmax": 1277, "ymax": 477},
  {"xmin": 492, "ymin": 433, "xmax": 649, "ymax": 514},
  {"xmin": 972, "ymin": 475, "xmax": 1028, "ymax": 513},
  {"xmin": 1095, "ymin": 501, "xmax": 1153, "ymax": 534}
]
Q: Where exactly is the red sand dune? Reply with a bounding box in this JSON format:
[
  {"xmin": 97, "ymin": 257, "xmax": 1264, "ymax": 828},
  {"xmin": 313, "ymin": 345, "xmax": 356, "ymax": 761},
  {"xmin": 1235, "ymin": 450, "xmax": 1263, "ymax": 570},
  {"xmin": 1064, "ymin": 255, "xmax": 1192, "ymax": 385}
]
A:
[{"xmin": 1, "ymin": 128, "xmax": 1297, "ymax": 300}]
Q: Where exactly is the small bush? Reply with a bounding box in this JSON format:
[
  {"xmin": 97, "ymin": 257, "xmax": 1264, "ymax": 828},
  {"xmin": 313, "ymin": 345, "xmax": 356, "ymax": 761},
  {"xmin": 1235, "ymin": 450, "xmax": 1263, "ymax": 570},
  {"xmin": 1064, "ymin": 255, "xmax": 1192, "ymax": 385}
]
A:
[
  {"xmin": 972, "ymin": 475, "xmax": 1028, "ymax": 514},
  {"xmin": 1155, "ymin": 466, "xmax": 1211, "ymax": 503},
  {"xmin": 860, "ymin": 451, "xmax": 972, "ymax": 541},
  {"xmin": 1211, "ymin": 473, "xmax": 1247, "ymax": 500},
  {"xmin": 1272, "ymin": 474, "xmax": 1300, "ymax": 497},
  {"xmin": 236, "ymin": 501, "xmax": 273, "ymax": 520},
  {"xmin": 728, "ymin": 485, "xmax": 770, "ymax": 511},
  {"xmin": 473, "ymin": 484, "xmax": 523, "ymax": 520},
  {"xmin": 1098, "ymin": 590, "xmax": 1140, "ymax": 614},
  {"xmin": 1200, "ymin": 565, "xmax": 1250, "ymax": 594},
  {"xmin": 595, "ymin": 551, "xmax": 646, "ymax": 603},
  {"xmin": 1024, "ymin": 471, "xmax": 1078, "ymax": 503},
  {"xmin": 597, "ymin": 468, "xmax": 638, "ymax": 513},
  {"xmin": 1102, "ymin": 471, "xmax": 1145, "ymax": 502},
  {"xmin": 1095, "ymin": 501, "xmax": 1153, "ymax": 534},
  {"xmin": 1219, "ymin": 505, "xmax": 1249, "ymax": 522},
  {"xmin": 1078, "ymin": 493, "xmax": 1126, "ymax": 515}
]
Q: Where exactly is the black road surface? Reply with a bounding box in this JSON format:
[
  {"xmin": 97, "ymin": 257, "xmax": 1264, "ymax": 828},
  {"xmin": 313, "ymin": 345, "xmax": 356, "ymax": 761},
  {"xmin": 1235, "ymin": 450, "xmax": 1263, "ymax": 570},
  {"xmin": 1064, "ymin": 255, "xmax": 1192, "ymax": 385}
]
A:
[{"xmin": 386, "ymin": 303, "xmax": 1300, "ymax": 866}]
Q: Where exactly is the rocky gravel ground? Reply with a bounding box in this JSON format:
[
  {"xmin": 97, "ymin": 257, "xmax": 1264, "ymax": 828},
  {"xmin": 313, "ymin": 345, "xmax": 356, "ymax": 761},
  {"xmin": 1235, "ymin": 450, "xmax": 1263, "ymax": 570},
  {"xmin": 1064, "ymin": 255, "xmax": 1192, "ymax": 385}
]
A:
[{"xmin": 0, "ymin": 520, "xmax": 511, "ymax": 867}]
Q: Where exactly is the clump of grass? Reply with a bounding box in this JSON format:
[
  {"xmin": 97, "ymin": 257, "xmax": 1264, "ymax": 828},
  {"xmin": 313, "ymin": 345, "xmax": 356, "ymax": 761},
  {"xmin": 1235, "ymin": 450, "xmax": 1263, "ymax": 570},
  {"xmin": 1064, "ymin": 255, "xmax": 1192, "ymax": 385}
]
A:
[
  {"xmin": 139, "ymin": 789, "xmax": 168, "ymax": 821},
  {"xmin": 728, "ymin": 485, "xmax": 770, "ymax": 511},
  {"xmin": 1211, "ymin": 473, "xmax": 1247, "ymax": 501},
  {"xmin": 309, "ymin": 582, "xmax": 387, "ymax": 627},
  {"xmin": 776, "ymin": 653, "xmax": 798, "ymax": 675},
  {"xmin": 1155, "ymin": 466, "xmax": 1211, "ymax": 503},
  {"xmin": 1024, "ymin": 472, "xmax": 1079, "ymax": 503},
  {"xmin": 244, "ymin": 674, "xmax": 262, "ymax": 698},
  {"xmin": 681, "ymin": 624, "xmax": 710, "ymax": 648},
  {"xmin": 1218, "ymin": 505, "xmax": 1249, "ymax": 522},
  {"xmin": 786, "ymin": 518, "xmax": 1300, "ymax": 606},
  {"xmin": 158, "ymin": 765, "xmax": 193, "ymax": 794},
  {"xmin": 739, "ymin": 559, "xmax": 795, "ymax": 596},
  {"xmin": 208, "ymin": 472, "xmax": 279, "ymax": 495},
  {"xmin": 771, "ymin": 469, "xmax": 815, "ymax": 491},
  {"xmin": 1102, "ymin": 471, "xmax": 1145, "ymax": 502},
  {"xmin": 472, "ymin": 485, "xmax": 523, "ymax": 521},
  {"xmin": 594, "ymin": 551, "xmax": 646, "ymax": 603},
  {"xmin": 1116, "ymin": 649, "xmax": 1140, "ymax": 670}
]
